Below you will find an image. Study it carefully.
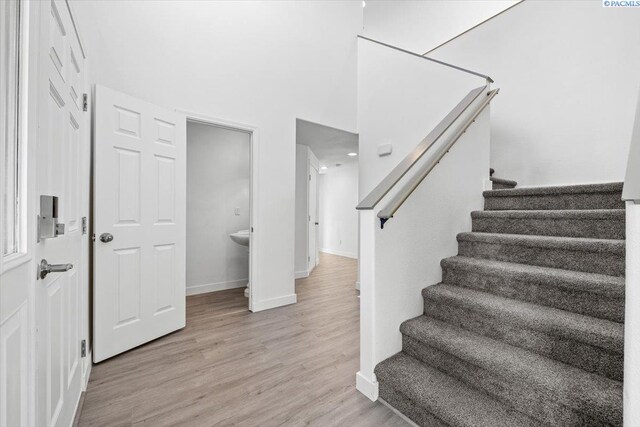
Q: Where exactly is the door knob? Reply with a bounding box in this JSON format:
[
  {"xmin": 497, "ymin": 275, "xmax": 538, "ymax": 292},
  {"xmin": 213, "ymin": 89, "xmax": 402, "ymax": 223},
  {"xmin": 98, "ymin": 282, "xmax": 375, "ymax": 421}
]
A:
[
  {"xmin": 99, "ymin": 233, "xmax": 114, "ymax": 243},
  {"xmin": 38, "ymin": 259, "xmax": 73, "ymax": 280}
]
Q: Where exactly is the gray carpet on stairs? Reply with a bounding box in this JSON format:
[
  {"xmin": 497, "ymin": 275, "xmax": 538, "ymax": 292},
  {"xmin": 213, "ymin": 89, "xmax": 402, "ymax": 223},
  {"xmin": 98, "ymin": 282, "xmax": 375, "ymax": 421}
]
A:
[{"xmin": 375, "ymin": 182, "xmax": 625, "ymax": 427}]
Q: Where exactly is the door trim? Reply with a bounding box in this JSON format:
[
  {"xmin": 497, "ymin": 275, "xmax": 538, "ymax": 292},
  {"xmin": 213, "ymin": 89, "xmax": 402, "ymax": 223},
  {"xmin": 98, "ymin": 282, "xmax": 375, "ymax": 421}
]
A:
[{"xmin": 178, "ymin": 110, "xmax": 260, "ymax": 312}]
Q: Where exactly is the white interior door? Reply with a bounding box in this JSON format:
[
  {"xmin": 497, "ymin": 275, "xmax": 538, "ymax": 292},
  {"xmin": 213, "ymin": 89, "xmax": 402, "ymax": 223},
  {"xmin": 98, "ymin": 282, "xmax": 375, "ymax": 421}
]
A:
[
  {"xmin": 93, "ymin": 85, "xmax": 186, "ymax": 363},
  {"xmin": 308, "ymin": 164, "xmax": 318, "ymax": 272},
  {"xmin": 34, "ymin": 1, "xmax": 89, "ymax": 426}
]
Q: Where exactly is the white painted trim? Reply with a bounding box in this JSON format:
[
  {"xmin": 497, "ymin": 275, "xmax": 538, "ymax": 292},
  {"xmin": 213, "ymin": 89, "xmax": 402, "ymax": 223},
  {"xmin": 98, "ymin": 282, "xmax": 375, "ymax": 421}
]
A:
[
  {"xmin": 358, "ymin": 210, "xmax": 377, "ymax": 400},
  {"xmin": 186, "ymin": 279, "xmax": 248, "ymax": 296},
  {"xmin": 320, "ymin": 248, "xmax": 358, "ymax": 260},
  {"xmin": 251, "ymin": 293, "xmax": 297, "ymax": 312},
  {"xmin": 379, "ymin": 398, "xmax": 419, "ymax": 427},
  {"xmin": 622, "ymin": 86, "xmax": 640, "ymax": 202},
  {"xmin": 624, "ymin": 200, "xmax": 640, "ymax": 427},
  {"xmin": 177, "ymin": 109, "xmax": 260, "ymax": 313},
  {"xmin": 356, "ymin": 371, "xmax": 379, "ymax": 401},
  {"xmin": 295, "ymin": 270, "xmax": 309, "ymax": 279},
  {"xmin": 82, "ymin": 353, "xmax": 92, "ymax": 391}
]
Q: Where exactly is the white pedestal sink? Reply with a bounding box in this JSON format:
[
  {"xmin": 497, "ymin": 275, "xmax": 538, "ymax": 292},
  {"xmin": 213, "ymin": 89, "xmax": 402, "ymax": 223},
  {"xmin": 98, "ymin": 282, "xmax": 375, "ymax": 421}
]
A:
[{"xmin": 229, "ymin": 229, "xmax": 250, "ymax": 297}]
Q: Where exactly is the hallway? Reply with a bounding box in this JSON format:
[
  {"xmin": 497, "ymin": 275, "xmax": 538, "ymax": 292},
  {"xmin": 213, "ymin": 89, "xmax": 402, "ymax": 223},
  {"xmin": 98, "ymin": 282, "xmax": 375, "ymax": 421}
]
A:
[{"xmin": 77, "ymin": 253, "xmax": 406, "ymax": 426}]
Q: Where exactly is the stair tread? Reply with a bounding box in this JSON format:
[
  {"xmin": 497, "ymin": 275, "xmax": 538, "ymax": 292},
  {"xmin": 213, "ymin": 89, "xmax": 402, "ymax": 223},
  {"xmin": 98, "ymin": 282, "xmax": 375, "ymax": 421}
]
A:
[
  {"xmin": 483, "ymin": 182, "xmax": 623, "ymax": 198},
  {"xmin": 441, "ymin": 256, "xmax": 624, "ymax": 298},
  {"xmin": 471, "ymin": 209, "xmax": 625, "ymax": 219},
  {"xmin": 457, "ymin": 232, "xmax": 625, "ymax": 253},
  {"xmin": 400, "ymin": 316, "xmax": 622, "ymax": 422},
  {"xmin": 423, "ymin": 283, "xmax": 623, "ymax": 352},
  {"xmin": 375, "ymin": 353, "xmax": 541, "ymax": 427}
]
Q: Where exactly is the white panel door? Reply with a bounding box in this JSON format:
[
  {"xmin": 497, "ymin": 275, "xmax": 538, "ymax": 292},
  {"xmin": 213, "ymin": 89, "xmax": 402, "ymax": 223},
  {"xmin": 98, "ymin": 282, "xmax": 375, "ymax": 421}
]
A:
[
  {"xmin": 93, "ymin": 85, "xmax": 186, "ymax": 363},
  {"xmin": 308, "ymin": 165, "xmax": 319, "ymax": 272},
  {"xmin": 34, "ymin": 1, "xmax": 89, "ymax": 426},
  {"xmin": 0, "ymin": 2, "xmax": 31, "ymax": 426}
]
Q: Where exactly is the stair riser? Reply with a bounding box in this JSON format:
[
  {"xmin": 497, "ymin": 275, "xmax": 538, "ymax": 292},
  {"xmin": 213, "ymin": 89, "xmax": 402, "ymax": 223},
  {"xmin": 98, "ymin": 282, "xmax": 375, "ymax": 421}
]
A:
[
  {"xmin": 484, "ymin": 193, "xmax": 625, "ymax": 211},
  {"xmin": 441, "ymin": 265, "xmax": 624, "ymax": 322},
  {"xmin": 403, "ymin": 335, "xmax": 619, "ymax": 426},
  {"xmin": 379, "ymin": 384, "xmax": 449, "ymax": 427},
  {"xmin": 423, "ymin": 299, "xmax": 623, "ymax": 381},
  {"xmin": 457, "ymin": 240, "xmax": 625, "ymax": 276},
  {"xmin": 471, "ymin": 217, "xmax": 625, "ymax": 239}
]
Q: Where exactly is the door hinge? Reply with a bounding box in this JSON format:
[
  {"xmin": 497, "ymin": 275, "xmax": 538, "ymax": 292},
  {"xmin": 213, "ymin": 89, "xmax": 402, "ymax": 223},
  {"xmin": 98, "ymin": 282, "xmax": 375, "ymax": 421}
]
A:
[
  {"xmin": 309, "ymin": 174, "xmax": 311, "ymax": 181},
  {"xmin": 81, "ymin": 340, "xmax": 87, "ymax": 358},
  {"xmin": 308, "ymin": 256, "xmax": 310, "ymax": 261},
  {"xmin": 82, "ymin": 93, "xmax": 88, "ymax": 112},
  {"xmin": 82, "ymin": 217, "xmax": 87, "ymax": 235}
]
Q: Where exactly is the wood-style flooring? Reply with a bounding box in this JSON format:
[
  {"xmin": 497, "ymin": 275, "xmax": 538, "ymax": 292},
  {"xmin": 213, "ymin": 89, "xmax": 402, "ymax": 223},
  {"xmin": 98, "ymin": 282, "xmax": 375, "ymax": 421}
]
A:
[{"xmin": 78, "ymin": 253, "xmax": 407, "ymax": 426}]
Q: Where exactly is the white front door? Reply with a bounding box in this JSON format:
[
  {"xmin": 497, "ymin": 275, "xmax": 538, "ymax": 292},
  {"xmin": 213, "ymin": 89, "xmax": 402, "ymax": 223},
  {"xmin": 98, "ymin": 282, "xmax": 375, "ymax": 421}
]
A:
[
  {"xmin": 34, "ymin": 1, "xmax": 90, "ymax": 426},
  {"xmin": 308, "ymin": 164, "xmax": 319, "ymax": 272},
  {"xmin": 0, "ymin": 2, "xmax": 32, "ymax": 426},
  {"xmin": 93, "ymin": 86, "xmax": 186, "ymax": 363}
]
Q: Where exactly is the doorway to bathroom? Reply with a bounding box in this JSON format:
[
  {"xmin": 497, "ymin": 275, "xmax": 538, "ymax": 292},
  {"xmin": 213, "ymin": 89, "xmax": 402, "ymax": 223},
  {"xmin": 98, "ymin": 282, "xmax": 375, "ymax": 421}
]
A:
[{"xmin": 185, "ymin": 114, "xmax": 258, "ymax": 311}]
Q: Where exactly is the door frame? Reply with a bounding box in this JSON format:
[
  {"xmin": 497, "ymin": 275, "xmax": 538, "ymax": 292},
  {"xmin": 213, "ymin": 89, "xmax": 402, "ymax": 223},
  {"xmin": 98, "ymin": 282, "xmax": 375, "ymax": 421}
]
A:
[
  {"xmin": 178, "ymin": 110, "xmax": 260, "ymax": 312},
  {"xmin": 307, "ymin": 162, "xmax": 319, "ymax": 273}
]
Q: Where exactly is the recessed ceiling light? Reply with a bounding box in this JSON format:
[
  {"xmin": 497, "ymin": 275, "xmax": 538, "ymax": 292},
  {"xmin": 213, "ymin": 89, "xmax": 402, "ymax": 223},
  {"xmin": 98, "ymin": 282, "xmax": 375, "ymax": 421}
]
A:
[
  {"xmin": 320, "ymin": 166, "xmax": 328, "ymax": 170},
  {"xmin": 347, "ymin": 152, "xmax": 358, "ymax": 157},
  {"xmin": 362, "ymin": 1, "xmax": 366, "ymax": 7}
]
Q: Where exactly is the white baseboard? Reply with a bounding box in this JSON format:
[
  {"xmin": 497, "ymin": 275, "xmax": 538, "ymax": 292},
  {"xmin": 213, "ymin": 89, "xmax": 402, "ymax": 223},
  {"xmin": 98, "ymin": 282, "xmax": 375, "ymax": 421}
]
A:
[
  {"xmin": 379, "ymin": 398, "xmax": 419, "ymax": 427},
  {"xmin": 82, "ymin": 353, "xmax": 92, "ymax": 390},
  {"xmin": 295, "ymin": 270, "xmax": 309, "ymax": 279},
  {"xmin": 320, "ymin": 248, "xmax": 358, "ymax": 259},
  {"xmin": 251, "ymin": 293, "xmax": 297, "ymax": 312},
  {"xmin": 186, "ymin": 279, "xmax": 248, "ymax": 296},
  {"xmin": 356, "ymin": 371, "xmax": 379, "ymax": 401}
]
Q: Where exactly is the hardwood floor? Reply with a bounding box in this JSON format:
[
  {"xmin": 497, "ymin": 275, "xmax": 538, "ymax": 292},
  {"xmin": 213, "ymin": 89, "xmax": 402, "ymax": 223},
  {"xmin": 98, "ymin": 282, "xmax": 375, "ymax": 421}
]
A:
[{"xmin": 78, "ymin": 253, "xmax": 407, "ymax": 426}]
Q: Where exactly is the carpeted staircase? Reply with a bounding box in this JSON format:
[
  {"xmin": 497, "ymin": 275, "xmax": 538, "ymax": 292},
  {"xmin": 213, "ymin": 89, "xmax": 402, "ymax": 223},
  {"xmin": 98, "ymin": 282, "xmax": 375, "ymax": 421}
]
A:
[{"xmin": 375, "ymin": 182, "xmax": 625, "ymax": 427}]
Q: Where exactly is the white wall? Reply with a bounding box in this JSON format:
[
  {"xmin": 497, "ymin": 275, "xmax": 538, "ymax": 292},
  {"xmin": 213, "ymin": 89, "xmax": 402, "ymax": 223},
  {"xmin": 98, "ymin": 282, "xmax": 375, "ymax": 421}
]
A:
[
  {"xmin": 186, "ymin": 122, "xmax": 250, "ymax": 295},
  {"xmin": 294, "ymin": 145, "xmax": 319, "ymax": 277},
  {"xmin": 319, "ymin": 162, "xmax": 359, "ymax": 259},
  {"xmin": 363, "ymin": 0, "xmax": 518, "ymax": 53},
  {"xmin": 427, "ymin": 1, "xmax": 640, "ymax": 186},
  {"xmin": 356, "ymin": 37, "xmax": 491, "ymax": 400},
  {"xmin": 357, "ymin": 40, "xmax": 485, "ymax": 198},
  {"xmin": 72, "ymin": 1, "xmax": 362, "ymax": 310}
]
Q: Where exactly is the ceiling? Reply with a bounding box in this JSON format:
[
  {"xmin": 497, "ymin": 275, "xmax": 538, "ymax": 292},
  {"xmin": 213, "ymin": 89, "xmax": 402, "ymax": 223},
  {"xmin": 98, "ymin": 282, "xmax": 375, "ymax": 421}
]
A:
[{"xmin": 296, "ymin": 119, "xmax": 359, "ymax": 170}]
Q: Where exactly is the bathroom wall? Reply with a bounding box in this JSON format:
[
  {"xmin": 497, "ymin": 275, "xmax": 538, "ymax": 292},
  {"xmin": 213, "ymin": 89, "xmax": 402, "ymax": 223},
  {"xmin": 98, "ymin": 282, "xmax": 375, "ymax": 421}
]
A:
[
  {"xmin": 319, "ymin": 162, "xmax": 359, "ymax": 259},
  {"xmin": 186, "ymin": 122, "xmax": 251, "ymax": 295}
]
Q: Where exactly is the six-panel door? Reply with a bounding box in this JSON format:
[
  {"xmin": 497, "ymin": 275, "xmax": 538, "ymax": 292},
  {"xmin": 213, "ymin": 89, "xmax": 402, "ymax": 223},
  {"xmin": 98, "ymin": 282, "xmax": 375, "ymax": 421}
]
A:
[{"xmin": 93, "ymin": 86, "xmax": 186, "ymax": 363}]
